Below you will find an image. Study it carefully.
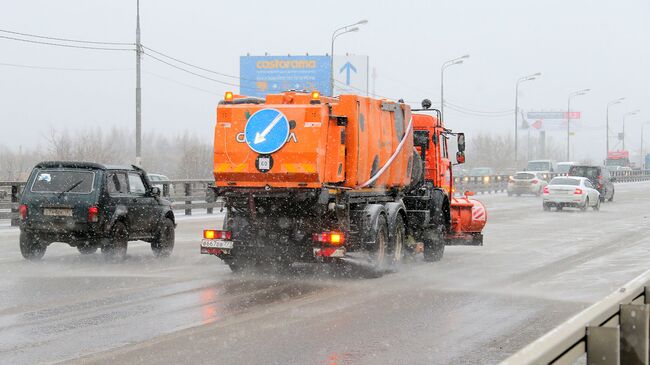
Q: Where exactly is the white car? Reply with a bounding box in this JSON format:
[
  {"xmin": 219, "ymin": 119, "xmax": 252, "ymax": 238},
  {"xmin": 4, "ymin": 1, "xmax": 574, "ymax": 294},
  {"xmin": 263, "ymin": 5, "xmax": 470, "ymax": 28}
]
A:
[
  {"xmin": 507, "ymin": 171, "xmax": 548, "ymax": 196},
  {"xmin": 542, "ymin": 176, "xmax": 600, "ymax": 211},
  {"xmin": 147, "ymin": 173, "xmax": 175, "ymax": 198}
]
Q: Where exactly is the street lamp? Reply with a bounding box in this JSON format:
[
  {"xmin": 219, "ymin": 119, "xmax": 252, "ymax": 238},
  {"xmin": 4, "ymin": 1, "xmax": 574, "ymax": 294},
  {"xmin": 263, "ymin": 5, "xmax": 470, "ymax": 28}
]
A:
[
  {"xmin": 514, "ymin": 72, "xmax": 541, "ymax": 163},
  {"xmin": 622, "ymin": 109, "xmax": 640, "ymax": 150},
  {"xmin": 566, "ymin": 88, "xmax": 590, "ymax": 160},
  {"xmin": 440, "ymin": 54, "xmax": 469, "ymax": 121},
  {"xmin": 641, "ymin": 122, "xmax": 650, "ymax": 169},
  {"xmin": 606, "ymin": 97, "xmax": 625, "ymax": 157},
  {"xmin": 330, "ymin": 20, "xmax": 367, "ymax": 96}
]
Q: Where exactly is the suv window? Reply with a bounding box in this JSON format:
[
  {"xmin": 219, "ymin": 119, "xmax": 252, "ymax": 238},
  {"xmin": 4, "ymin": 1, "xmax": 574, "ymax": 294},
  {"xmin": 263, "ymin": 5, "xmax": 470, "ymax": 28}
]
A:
[
  {"xmin": 107, "ymin": 172, "xmax": 128, "ymax": 195},
  {"xmin": 570, "ymin": 166, "xmax": 599, "ymax": 179},
  {"xmin": 31, "ymin": 170, "xmax": 95, "ymax": 194},
  {"xmin": 128, "ymin": 173, "xmax": 147, "ymax": 195}
]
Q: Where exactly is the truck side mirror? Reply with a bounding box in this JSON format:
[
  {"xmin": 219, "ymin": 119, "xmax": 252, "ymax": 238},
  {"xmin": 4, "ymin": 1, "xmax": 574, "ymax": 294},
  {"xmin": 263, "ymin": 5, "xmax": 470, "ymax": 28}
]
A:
[
  {"xmin": 456, "ymin": 151, "xmax": 466, "ymax": 164},
  {"xmin": 457, "ymin": 133, "xmax": 466, "ymax": 152}
]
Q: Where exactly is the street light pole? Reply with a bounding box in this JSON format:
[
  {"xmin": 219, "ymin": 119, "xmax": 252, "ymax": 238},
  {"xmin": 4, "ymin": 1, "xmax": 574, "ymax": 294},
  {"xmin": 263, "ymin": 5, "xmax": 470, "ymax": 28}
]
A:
[
  {"xmin": 641, "ymin": 122, "xmax": 650, "ymax": 169},
  {"xmin": 622, "ymin": 109, "xmax": 640, "ymax": 150},
  {"xmin": 135, "ymin": 0, "xmax": 142, "ymax": 166},
  {"xmin": 606, "ymin": 97, "xmax": 625, "ymax": 158},
  {"xmin": 567, "ymin": 88, "xmax": 590, "ymax": 161},
  {"xmin": 514, "ymin": 72, "xmax": 541, "ymax": 164},
  {"xmin": 440, "ymin": 55, "xmax": 469, "ymax": 122},
  {"xmin": 330, "ymin": 20, "xmax": 367, "ymax": 97}
]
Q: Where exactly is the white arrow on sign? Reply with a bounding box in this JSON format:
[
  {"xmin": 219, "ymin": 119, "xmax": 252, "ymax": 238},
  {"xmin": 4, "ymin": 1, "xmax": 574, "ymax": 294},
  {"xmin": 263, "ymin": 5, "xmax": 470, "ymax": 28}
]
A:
[{"xmin": 254, "ymin": 112, "xmax": 284, "ymax": 144}]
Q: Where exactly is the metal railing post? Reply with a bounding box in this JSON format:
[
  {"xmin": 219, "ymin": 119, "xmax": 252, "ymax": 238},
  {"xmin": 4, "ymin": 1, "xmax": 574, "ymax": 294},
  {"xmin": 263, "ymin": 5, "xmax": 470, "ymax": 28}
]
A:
[
  {"xmin": 162, "ymin": 182, "xmax": 170, "ymax": 198},
  {"xmin": 184, "ymin": 182, "xmax": 191, "ymax": 216},
  {"xmin": 619, "ymin": 304, "xmax": 649, "ymax": 365},
  {"xmin": 587, "ymin": 326, "xmax": 620, "ymax": 365},
  {"xmin": 206, "ymin": 182, "xmax": 213, "ymax": 215},
  {"xmin": 10, "ymin": 184, "xmax": 19, "ymax": 227}
]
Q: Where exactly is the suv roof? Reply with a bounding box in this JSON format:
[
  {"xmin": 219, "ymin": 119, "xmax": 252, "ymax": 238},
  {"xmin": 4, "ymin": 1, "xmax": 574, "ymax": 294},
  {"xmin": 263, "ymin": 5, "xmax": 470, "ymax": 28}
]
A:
[{"xmin": 35, "ymin": 161, "xmax": 140, "ymax": 171}]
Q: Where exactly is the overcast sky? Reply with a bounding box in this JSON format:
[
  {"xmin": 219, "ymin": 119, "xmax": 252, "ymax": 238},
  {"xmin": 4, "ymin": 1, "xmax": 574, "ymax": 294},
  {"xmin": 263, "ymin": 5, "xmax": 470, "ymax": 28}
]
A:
[{"xmin": 1, "ymin": 0, "xmax": 648, "ymax": 163}]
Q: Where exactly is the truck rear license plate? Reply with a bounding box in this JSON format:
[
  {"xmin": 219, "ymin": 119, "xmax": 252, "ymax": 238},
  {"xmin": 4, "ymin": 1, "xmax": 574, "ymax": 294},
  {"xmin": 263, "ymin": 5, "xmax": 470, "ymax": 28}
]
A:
[
  {"xmin": 43, "ymin": 208, "xmax": 73, "ymax": 217},
  {"xmin": 201, "ymin": 239, "xmax": 234, "ymax": 249}
]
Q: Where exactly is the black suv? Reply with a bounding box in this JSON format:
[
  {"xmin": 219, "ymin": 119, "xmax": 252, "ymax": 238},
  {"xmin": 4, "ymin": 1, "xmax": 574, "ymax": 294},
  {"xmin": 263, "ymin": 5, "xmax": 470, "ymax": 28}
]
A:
[
  {"xmin": 18, "ymin": 161, "xmax": 175, "ymax": 261},
  {"xmin": 568, "ymin": 165, "xmax": 615, "ymax": 202}
]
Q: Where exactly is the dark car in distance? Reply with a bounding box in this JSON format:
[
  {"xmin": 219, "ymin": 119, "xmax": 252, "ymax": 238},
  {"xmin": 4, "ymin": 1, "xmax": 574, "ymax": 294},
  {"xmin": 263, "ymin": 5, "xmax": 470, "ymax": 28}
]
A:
[
  {"xmin": 568, "ymin": 165, "xmax": 615, "ymax": 202},
  {"xmin": 18, "ymin": 161, "xmax": 175, "ymax": 261}
]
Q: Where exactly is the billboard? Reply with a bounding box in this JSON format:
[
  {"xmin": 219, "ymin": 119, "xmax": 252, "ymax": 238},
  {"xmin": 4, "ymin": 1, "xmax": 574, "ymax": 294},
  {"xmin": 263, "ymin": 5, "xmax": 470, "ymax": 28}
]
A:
[
  {"xmin": 332, "ymin": 55, "xmax": 369, "ymax": 96},
  {"xmin": 240, "ymin": 55, "xmax": 331, "ymax": 97},
  {"xmin": 526, "ymin": 111, "xmax": 582, "ymax": 131}
]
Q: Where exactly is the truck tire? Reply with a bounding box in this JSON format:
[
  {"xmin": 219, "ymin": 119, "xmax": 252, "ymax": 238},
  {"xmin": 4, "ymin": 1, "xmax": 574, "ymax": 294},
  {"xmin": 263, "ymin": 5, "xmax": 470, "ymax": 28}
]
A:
[
  {"xmin": 151, "ymin": 218, "xmax": 175, "ymax": 258},
  {"xmin": 20, "ymin": 231, "xmax": 46, "ymax": 261},
  {"xmin": 364, "ymin": 214, "xmax": 389, "ymax": 277},
  {"xmin": 423, "ymin": 229, "xmax": 445, "ymax": 262},
  {"xmin": 102, "ymin": 221, "xmax": 128, "ymax": 261},
  {"xmin": 387, "ymin": 214, "xmax": 405, "ymax": 271}
]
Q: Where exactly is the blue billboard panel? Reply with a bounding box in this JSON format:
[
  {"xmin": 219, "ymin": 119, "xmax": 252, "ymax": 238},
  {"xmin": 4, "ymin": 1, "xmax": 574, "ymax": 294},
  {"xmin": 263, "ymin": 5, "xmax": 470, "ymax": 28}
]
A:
[{"xmin": 240, "ymin": 55, "xmax": 331, "ymax": 98}]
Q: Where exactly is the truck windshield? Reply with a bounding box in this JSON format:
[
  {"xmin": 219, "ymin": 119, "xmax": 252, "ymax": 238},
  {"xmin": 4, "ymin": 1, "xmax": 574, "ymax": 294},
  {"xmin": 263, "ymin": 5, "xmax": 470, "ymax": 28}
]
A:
[
  {"xmin": 605, "ymin": 159, "xmax": 627, "ymax": 167},
  {"xmin": 30, "ymin": 170, "xmax": 95, "ymax": 194}
]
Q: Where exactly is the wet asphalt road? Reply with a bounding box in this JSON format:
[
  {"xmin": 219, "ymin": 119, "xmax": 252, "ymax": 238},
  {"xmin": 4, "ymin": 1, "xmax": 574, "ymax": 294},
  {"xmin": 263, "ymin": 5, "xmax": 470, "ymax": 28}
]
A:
[{"xmin": 1, "ymin": 183, "xmax": 650, "ymax": 364}]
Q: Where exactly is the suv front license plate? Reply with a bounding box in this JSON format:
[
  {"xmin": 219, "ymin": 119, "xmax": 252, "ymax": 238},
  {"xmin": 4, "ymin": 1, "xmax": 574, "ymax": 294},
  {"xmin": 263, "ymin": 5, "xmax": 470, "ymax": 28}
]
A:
[{"xmin": 201, "ymin": 239, "xmax": 234, "ymax": 249}]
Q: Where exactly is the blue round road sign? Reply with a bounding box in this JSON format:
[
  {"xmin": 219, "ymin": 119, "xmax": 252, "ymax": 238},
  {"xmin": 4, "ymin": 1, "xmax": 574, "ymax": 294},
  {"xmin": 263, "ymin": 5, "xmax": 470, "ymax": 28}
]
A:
[{"xmin": 244, "ymin": 108, "xmax": 290, "ymax": 154}]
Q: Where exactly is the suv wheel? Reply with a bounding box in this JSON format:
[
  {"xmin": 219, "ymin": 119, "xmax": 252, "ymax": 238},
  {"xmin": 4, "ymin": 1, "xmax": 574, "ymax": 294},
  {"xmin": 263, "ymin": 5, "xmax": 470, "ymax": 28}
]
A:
[
  {"xmin": 102, "ymin": 221, "xmax": 128, "ymax": 261},
  {"xmin": 151, "ymin": 218, "xmax": 175, "ymax": 258},
  {"xmin": 77, "ymin": 243, "xmax": 98, "ymax": 255},
  {"xmin": 20, "ymin": 231, "xmax": 46, "ymax": 261}
]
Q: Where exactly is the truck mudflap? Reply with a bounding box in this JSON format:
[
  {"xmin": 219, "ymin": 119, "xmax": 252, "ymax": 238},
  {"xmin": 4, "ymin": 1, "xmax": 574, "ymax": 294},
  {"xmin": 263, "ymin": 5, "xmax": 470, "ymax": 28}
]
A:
[{"xmin": 446, "ymin": 194, "xmax": 487, "ymax": 246}]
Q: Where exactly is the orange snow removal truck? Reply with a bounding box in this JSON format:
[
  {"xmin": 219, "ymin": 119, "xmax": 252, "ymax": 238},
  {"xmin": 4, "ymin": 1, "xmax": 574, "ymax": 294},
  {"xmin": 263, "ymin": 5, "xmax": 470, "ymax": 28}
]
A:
[{"xmin": 202, "ymin": 91, "xmax": 486, "ymax": 274}]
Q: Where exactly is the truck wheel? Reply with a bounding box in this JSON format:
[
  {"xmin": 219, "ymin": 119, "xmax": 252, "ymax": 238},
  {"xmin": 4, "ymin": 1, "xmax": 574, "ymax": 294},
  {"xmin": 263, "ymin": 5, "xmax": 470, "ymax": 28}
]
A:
[
  {"xmin": 20, "ymin": 231, "xmax": 46, "ymax": 261},
  {"xmin": 224, "ymin": 256, "xmax": 256, "ymax": 273},
  {"xmin": 151, "ymin": 218, "xmax": 175, "ymax": 258},
  {"xmin": 387, "ymin": 215, "xmax": 406, "ymax": 270},
  {"xmin": 423, "ymin": 229, "xmax": 445, "ymax": 262},
  {"xmin": 77, "ymin": 243, "xmax": 98, "ymax": 254},
  {"xmin": 102, "ymin": 221, "xmax": 128, "ymax": 261},
  {"xmin": 363, "ymin": 214, "xmax": 388, "ymax": 277}
]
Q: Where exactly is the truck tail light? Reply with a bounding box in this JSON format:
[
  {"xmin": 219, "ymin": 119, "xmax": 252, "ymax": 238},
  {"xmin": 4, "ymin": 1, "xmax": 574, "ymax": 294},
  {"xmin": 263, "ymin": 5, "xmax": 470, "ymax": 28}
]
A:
[
  {"xmin": 543, "ymin": 186, "xmax": 549, "ymax": 194},
  {"xmin": 204, "ymin": 229, "xmax": 231, "ymax": 240},
  {"xmin": 88, "ymin": 206, "xmax": 99, "ymax": 222},
  {"xmin": 312, "ymin": 232, "xmax": 345, "ymax": 246},
  {"xmin": 19, "ymin": 204, "xmax": 28, "ymax": 220},
  {"xmin": 574, "ymin": 188, "xmax": 583, "ymax": 195}
]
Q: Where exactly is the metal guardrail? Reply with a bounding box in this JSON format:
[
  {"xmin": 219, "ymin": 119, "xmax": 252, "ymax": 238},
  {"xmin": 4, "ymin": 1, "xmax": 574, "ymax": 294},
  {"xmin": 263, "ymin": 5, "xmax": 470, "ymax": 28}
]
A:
[
  {"xmin": 3, "ymin": 170, "xmax": 650, "ymax": 225},
  {"xmin": 0, "ymin": 179, "xmax": 222, "ymax": 226},
  {"xmin": 453, "ymin": 170, "xmax": 650, "ymax": 195},
  {"xmin": 502, "ymin": 269, "xmax": 650, "ymax": 365}
]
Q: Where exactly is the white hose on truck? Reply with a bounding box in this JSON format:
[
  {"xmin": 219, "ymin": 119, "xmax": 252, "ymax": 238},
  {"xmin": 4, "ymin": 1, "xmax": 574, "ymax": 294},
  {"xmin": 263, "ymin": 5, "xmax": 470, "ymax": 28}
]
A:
[{"xmin": 356, "ymin": 117, "xmax": 414, "ymax": 189}]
